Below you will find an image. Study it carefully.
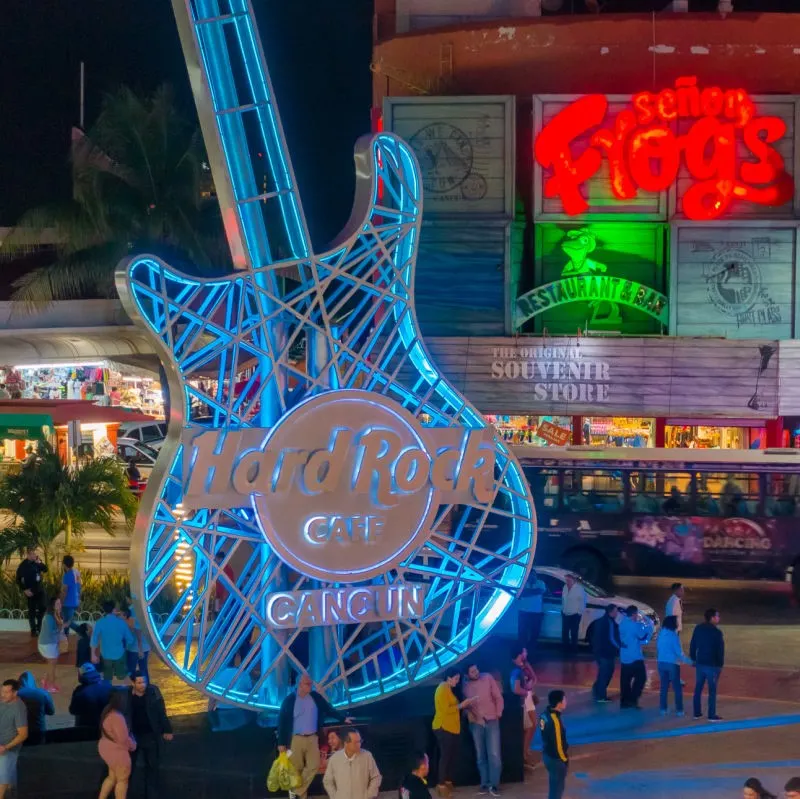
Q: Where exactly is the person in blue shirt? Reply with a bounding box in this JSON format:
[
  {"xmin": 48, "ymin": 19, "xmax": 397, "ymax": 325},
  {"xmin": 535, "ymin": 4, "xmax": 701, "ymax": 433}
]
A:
[
  {"xmin": 61, "ymin": 555, "xmax": 81, "ymax": 636},
  {"xmin": 123, "ymin": 605, "xmax": 151, "ymax": 681},
  {"xmin": 656, "ymin": 615, "xmax": 693, "ymax": 716},
  {"xmin": 91, "ymin": 600, "xmax": 135, "ymax": 684},
  {"xmin": 16, "ymin": 671, "xmax": 54, "ymax": 745},
  {"xmin": 518, "ymin": 570, "xmax": 547, "ymax": 652},
  {"xmin": 618, "ymin": 605, "xmax": 654, "ymax": 710}
]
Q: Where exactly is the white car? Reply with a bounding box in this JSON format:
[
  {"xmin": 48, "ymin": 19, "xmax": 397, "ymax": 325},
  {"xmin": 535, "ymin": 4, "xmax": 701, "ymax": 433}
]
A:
[
  {"xmin": 116, "ymin": 438, "xmax": 159, "ymax": 480},
  {"xmin": 495, "ymin": 566, "xmax": 660, "ymax": 646},
  {"xmin": 118, "ymin": 421, "xmax": 167, "ymax": 450}
]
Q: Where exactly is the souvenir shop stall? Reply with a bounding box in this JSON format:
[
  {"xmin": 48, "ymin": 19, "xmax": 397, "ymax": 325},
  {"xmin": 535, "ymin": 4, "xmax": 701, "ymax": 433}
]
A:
[
  {"xmin": 487, "ymin": 414, "xmax": 572, "ymax": 447},
  {"xmin": 0, "ymin": 361, "xmax": 165, "ymax": 419}
]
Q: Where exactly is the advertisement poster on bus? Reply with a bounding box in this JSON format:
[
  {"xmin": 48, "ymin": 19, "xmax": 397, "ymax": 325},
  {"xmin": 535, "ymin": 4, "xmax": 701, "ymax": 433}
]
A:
[{"xmin": 630, "ymin": 516, "xmax": 781, "ymax": 566}]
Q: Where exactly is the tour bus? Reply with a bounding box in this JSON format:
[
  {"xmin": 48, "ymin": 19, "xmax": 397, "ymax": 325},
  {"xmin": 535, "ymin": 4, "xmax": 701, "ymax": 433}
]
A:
[{"xmin": 513, "ymin": 446, "xmax": 800, "ymax": 596}]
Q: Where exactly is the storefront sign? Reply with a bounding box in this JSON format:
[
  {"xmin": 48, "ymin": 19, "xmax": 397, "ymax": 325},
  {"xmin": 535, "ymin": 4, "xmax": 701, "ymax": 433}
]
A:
[
  {"xmin": 516, "ymin": 273, "xmax": 668, "ymax": 328},
  {"xmin": 535, "ymin": 76, "xmax": 795, "ymax": 220},
  {"xmin": 182, "ymin": 390, "xmax": 495, "ymax": 584},
  {"xmin": 536, "ymin": 420, "xmax": 571, "ymax": 447},
  {"xmin": 490, "ymin": 344, "xmax": 611, "ymax": 403},
  {"xmin": 265, "ymin": 585, "xmax": 427, "ymax": 629}
]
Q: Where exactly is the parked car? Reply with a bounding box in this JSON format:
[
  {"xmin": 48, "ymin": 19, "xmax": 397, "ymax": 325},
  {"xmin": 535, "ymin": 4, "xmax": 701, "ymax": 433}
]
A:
[
  {"xmin": 116, "ymin": 438, "xmax": 159, "ymax": 480},
  {"xmin": 118, "ymin": 421, "xmax": 167, "ymax": 450},
  {"xmin": 494, "ymin": 566, "xmax": 660, "ymax": 646}
]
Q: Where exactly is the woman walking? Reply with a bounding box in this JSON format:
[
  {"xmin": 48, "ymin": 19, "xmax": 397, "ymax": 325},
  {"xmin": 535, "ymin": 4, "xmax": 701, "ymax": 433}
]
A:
[
  {"xmin": 98, "ymin": 691, "xmax": 136, "ymax": 799},
  {"xmin": 38, "ymin": 596, "xmax": 63, "ymax": 692},
  {"xmin": 656, "ymin": 615, "xmax": 693, "ymax": 716},
  {"xmin": 432, "ymin": 667, "xmax": 476, "ymax": 798}
]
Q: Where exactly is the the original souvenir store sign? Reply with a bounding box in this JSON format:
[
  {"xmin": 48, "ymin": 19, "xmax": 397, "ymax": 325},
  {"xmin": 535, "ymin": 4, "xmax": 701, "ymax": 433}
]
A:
[{"xmin": 535, "ymin": 76, "xmax": 795, "ymax": 220}]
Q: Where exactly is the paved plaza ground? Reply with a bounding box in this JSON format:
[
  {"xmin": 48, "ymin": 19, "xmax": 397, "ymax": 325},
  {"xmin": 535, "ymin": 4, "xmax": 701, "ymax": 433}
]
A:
[{"xmin": 4, "ymin": 629, "xmax": 800, "ymax": 798}]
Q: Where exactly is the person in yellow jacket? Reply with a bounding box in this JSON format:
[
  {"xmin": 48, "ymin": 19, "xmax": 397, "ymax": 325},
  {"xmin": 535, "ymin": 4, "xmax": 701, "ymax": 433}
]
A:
[{"xmin": 431, "ymin": 667, "xmax": 477, "ymax": 798}]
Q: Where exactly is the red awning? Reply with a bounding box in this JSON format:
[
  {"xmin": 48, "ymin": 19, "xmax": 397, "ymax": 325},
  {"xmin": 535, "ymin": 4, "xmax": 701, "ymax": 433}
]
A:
[{"xmin": 0, "ymin": 399, "xmax": 154, "ymax": 426}]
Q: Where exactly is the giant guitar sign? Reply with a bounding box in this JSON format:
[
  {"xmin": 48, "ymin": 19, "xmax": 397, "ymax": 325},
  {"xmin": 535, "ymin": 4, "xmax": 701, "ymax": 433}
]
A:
[{"xmin": 115, "ymin": 0, "xmax": 535, "ymax": 711}]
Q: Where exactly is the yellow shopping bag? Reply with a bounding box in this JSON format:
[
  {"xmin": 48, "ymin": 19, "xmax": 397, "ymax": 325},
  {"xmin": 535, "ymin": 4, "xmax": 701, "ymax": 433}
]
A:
[{"xmin": 267, "ymin": 751, "xmax": 302, "ymax": 792}]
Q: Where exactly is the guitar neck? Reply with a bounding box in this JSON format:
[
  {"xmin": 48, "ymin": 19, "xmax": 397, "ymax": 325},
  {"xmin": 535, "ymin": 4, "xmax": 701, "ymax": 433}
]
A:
[{"xmin": 172, "ymin": 0, "xmax": 311, "ymax": 269}]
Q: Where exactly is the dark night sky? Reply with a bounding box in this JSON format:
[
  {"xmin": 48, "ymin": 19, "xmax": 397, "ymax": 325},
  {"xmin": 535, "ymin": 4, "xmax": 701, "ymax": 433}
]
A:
[{"xmin": 0, "ymin": 0, "xmax": 374, "ymax": 250}]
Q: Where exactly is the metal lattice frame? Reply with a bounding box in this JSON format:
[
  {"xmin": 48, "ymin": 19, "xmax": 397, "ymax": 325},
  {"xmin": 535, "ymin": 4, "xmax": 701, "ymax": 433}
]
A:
[{"xmin": 114, "ymin": 0, "xmax": 536, "ymax": 711}]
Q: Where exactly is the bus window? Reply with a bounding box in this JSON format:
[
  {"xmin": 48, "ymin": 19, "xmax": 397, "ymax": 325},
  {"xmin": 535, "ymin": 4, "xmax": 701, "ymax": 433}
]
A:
[
  {"xmin": 630, "ymin": 471, "xmax": 692, "ymax": 514},
  {"xmin": 525, "ymin": 468, "xmax": 561, "ymax": 509},
  {"xmin": 765, "ymin": 473, "xmax": 800, "ymax": 517},
  {"xmin": 697, "ymin": 472, "xmax": 759, "ymax": 517},
  {"xmin": 562, "ymin": 469, "xmax": 624, "ymax": 513}
]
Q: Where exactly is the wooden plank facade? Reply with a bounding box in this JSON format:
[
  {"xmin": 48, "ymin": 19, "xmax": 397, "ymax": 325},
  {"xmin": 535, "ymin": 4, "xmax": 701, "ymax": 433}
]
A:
[{"xmin": 423, "ymin": 337, "xmax": 782, "ymax": 419}]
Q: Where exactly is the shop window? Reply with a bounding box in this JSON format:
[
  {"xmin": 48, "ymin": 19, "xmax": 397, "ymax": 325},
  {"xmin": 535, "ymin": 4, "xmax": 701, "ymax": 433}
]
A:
[
  {"xmin": 665, "ymin": 425, "xmax": 749, "ymax": 450},
  {"xmin": 584, "ymin": 418, "xmax": 653, "ymax": 448},
  {"xmin": 630, "ymin": 471, "xmax": 693, "ymax": 514},
  {"xmin": 696, "ymin": 472, "xmax": 759, "ymax": 517},
  {"xmin": 488, "ymin": 415, "xmax": 572, "ymax": 447},
  {"xmin": 562, "ymin": 469, "xmax": 624, "ymax": 513},
  {"xmin": 765, "ymin": 473, "xmax": 800, "ymax": 517}
]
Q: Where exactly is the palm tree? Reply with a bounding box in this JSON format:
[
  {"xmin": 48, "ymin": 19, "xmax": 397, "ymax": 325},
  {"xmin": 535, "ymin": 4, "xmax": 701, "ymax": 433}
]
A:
[
  {"xmin": 0, "ymin": 441, "xmax": 138, "ymax": 567},
  {"xmin": 1, "ymin": 84, "xmax": 229, "ymax": 307}
]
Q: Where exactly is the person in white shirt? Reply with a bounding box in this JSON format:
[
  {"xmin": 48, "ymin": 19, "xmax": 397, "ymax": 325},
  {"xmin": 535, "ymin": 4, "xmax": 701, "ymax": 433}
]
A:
[
  {"xmin": 323, "ymin": 728, "xmax": 382, "ymax": 799},
  {"xmin": 561, "ymin": 574, "xmax": 587, "ymax": 655},
  {"xmin": 665, "ymin": 583, "xmax": 684, "ymax": 634},
  {"xmin": 518, "ymin": 570, "xmax": 547, "ymax": 652}
]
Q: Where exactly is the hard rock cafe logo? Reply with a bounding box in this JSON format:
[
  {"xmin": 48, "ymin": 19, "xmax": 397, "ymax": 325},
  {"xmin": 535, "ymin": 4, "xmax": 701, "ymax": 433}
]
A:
[{"xmin": 535, "ymin": 76, "xmax": 795, "ymax": 220}]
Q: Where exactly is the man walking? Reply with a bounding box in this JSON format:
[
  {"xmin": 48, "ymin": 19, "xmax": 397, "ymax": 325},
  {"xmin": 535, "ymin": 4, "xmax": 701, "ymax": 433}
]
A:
[
  {"xmin": 61, "ymin": 555, "xmax": 81, "ymax": 635},
  {"xmin": 560, "ymin": 574, "xmax": 586, "ymax": 655},
  {"xmin": 618, "ymin": 605, "xmax": 654, "ymax": 709},
  {"xmin": 463, "ymin": 663, "xmax": 504, "ymax": 796},
  {"xmin": 322, "ymin": 728, "xmax": 381, "ymax": 799},
  {"xmin": 665, "ymin": 583, "xmax": 684, "ymax": 636},
  {"xmin": 518, "ymin": 570, "xmax": 547, "ymax": 652},
  {"xmin": 399, "ymin": 752, "xmax": 432, "ymax": 799},
  {"xmin": 0, "ymin": 679, "xmax": 28, "ymax": 799},
  {"xmin": 539, "ymin": 690, "xmax": 569, "ymax": 799},
  {"xmin": 277, "ymin": 673, "xmax": 353, "ymax": 799},
  {"xmin": 591, "ymin": 604, "xmax": 620, "ymax": 703},
  {"xmin": 123, "ymin": 671, "xmax": 173, "ymax": 799},
  {"xmin": 690, "ymin": 608, "xmax": 725, "ymax": 721},
  {"xmin": 16, "ymin": 548, "xmax": 47, "ymax": 637}
]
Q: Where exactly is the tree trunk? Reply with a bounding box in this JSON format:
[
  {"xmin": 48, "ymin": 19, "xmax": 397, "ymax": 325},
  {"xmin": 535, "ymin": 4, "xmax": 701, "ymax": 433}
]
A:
[{"xmin": 64, "ymin": 517, "xmax": 73, "ymax": 552}]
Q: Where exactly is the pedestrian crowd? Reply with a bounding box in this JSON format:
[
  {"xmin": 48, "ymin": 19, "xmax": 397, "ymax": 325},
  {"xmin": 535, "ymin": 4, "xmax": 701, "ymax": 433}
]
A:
[
  {"xmin": 0, "ymin": 548, "xmax": 171, "ymax": 799},
  {"xmin": 2, "ymin": 555, "xmax": 799, "ymax": 799}
]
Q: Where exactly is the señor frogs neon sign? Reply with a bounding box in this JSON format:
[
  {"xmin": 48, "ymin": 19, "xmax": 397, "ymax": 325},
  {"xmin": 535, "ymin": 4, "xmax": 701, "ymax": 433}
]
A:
[{"xmin": 535, "ymin": 76, "xmax": 795, "ymax": 220}]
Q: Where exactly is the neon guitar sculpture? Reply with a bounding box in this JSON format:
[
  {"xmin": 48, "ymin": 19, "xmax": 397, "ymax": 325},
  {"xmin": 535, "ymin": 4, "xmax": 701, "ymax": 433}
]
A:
[{"xmin": 116, "ymin": 0, "xmax": 536, "ymax": 710}]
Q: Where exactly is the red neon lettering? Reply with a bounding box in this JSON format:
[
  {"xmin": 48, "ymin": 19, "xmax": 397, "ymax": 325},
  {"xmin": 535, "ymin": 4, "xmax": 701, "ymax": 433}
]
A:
[
  {"xmin": 534, "ymin": 95, "xmax": 608, "ymax": 216},
  {"xmin": 534, "ymin": 76, "xmax": 794, "ymax": 220}
]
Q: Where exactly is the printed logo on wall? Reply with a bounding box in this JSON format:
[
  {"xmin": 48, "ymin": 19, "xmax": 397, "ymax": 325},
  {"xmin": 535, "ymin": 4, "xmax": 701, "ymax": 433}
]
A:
[
  {"xmin": 113, "ymin": 4, "xmax": 535, "ymax": 712},
  {"xmin": 535, "ymin": 76, "xmax": 795, "ymax": 220},
  {"xmin": 693, "ymin": 238, "xmax": 782, "ymax": 328},
  {"xmin": 515, "ymin": 227, "xmax": 669, "ymax": 329},
  {"xmin": 409, "ymin": 118, "xmax": 491, "ymax": 202}
]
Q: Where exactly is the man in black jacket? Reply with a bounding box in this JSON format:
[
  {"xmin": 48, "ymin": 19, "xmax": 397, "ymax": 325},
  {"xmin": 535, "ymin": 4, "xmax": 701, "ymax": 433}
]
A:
[
  {"xmin": 121, "ymin": 671, "xmax": 173, "ymax": 799},
  {"xmin": 539, "ymin": 690, "xmax": 569, "ymax": 799},
  {"xmin": 276, "ymin": 673, "xmax": 352, "ymax": 799},
  {"xmin": 399, "ymin": 751, "xmax": 432, "ymax": 799},
  {"xmin": 690, "ymin": 607, "xmax": 725, "ymax": 721},
  {"xmin": 591, "ymin": 604, "xmax": 620, "ymax": 703},
  {"xmin": 15, "ymin": 548, "xmax": 47, "ymax": 637}
]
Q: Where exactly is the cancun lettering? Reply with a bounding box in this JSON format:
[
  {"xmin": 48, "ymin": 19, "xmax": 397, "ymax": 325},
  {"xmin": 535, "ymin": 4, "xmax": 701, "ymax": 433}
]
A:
[{"xmin": 535, "ymin": 76, "xmax": 795, "ymax": 220}]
